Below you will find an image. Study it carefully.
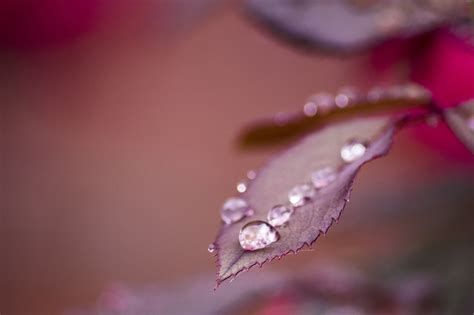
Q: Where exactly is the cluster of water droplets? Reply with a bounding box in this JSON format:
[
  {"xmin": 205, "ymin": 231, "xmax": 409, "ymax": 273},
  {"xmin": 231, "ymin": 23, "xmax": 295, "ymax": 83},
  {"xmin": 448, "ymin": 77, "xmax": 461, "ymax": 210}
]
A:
[
  {"xmin": 208, "ymin": 138, "xmax": 369, "ymax": 253},
  {"xmin": 296, "ymin": 84, "xmax": 430, "ymax": 120}
]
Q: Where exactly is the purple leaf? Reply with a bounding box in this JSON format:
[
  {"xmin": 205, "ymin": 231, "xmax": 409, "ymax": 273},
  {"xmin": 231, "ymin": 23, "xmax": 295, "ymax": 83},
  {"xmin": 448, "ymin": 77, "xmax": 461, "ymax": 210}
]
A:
[
  {"xmin": 444, "ymin": 100, "xmax": 474, "ymax": 153},
  {"xmin": 245, "ymin": 0, "xmax": 466, "ymax": 53},
  {"xmin": 215, "ymin": 114, "xmax": 415, "ymax": 285}
]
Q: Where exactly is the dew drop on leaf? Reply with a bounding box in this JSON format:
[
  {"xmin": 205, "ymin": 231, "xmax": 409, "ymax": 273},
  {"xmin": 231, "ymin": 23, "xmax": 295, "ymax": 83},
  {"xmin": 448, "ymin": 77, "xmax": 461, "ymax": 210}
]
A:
[
  {"xmin": 236, "ymin": 180, "xmax": 248, "ymax": 193},
  {"xmin": 239, "ymin": 221, "xmax": 280, "ymax": 251},
  {"xmin": 340, "ymin": 139, "xmax": 367, "ymax": 162},
  {"xmin": 208, "ymin": 243, "xmax": 216, "ymax": 253},
  {"xmin": 311, "ymin": 167, "xmax": 338, "ymax": 189},
  {"xmin": 267, "ymin": 205, "xmax": 294, "ymax": 227},
  {"xmin": 288, "ymin": 184, "xmax": 316, "ymax": 207},
  {"xmin": 303, "ymin": 101, "xmax": 318, "ymax": 117},
  {"xmin": 247, "ymin": 170, "xmax": 257, "ymax": 180},
  {"xmin": 221, "ymin": 197, "xmax": 252, "ymax": 224}
]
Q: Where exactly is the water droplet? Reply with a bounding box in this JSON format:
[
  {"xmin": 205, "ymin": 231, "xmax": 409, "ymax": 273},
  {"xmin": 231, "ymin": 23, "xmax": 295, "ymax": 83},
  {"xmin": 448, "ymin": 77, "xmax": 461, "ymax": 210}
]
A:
[
  {"xmin": 309, "ymin": 93, "xmax": 333, "ymax": 114},
  {"xmin": 340, "ymin": 139, "xmax": 367, "ymax": 162},
  {"xmin": 221, "ymin": 197, "xmax": 251, "ymax": 224},
  {"xmin": 236, "ymin": 180, "xmax": 248, "ymax": 193},
  {"xmin": 239, "ymin": 221, "xmax": 279, "ymax": 251},
  {"xmin": 303, "ymin": 101, "xmax": 318, "ymax": 116},
  {"xmin": 335, "ymin": 87, "xmax": 359, "ymax": 108},
  {"xmin": 267, "ymin": 205, "xmax": 294, "ymax": 227},
  {"xmin": 311, "ymin": 167, "xmax": 337, "ymax": 189},
  {"xmin": 207, "ymin": 243, "xmax": 216, "ymax": 253},
  {"xmin": 288, "ymin": 184, "xmax": 316, "ymax": 207},
  {"xmin": 334, "ymin": 94, "xmax": 350, "ymax": 108},
  {"xmin": 247, "ymin": 170, "xmax": 257, "ymax": 180}
]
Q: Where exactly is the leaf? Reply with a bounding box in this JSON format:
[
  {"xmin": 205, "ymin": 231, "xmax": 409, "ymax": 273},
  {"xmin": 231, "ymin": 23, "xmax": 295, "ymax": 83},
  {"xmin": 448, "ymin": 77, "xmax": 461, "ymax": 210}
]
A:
[
  {"xmin": 215, "ymin": 114, "xmax": 415, "ymax": 285},
  {"xmin": 245, "ymin": 0, "xmax": 466, "ymax": 53},
  {"xmin": 239, "ymin": 83, "xmax": 431, "ymax": 148},
  {"xmin": 444, "ymin": 100, "xmax": 474, "ymax": 153}
]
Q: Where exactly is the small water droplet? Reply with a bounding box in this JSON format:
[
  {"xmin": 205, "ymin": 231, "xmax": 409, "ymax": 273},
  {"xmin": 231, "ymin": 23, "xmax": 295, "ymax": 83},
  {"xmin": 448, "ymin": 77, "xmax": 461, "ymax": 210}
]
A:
[
  {"xmin": 288, "ymin": 184, "xmax": 316, "ymax": 207},
  {"xmin": 267, "ymin": 205, "xmax": 294, "ymax": 227},
  {"xmin": 335, "ymin": 94, "xmax": 350, "ymax": 108},
  {"xmin": 335, "ymin": 87, "xmax": 359, "ymax": 108},
  {"xmin": 239, "ymin": 221, "xmax": 279, "ymax": 251},
  {"xmin": 309, "ymin": 93, "xmax": 333, "ymax": 114},
  {"xmin": 221, "ymin": 197, "xmax": 252, "ymax": 224},
  {"xmin": 311, "ymin": 167, "xmax": 338, "ymax": 189},
  {"xmin": 340, "ymin": 139, "xmax": 367, "ymax": 162},
  {"xmin": 303, "ymin": 101, "xmax": 318, "ymax": 116},
  {"xmin": 247, "ymin": 170, "xmax": 257, "ymax": 180},
  {"xmin": 207, "ymin": 243, "xmax": 216, "ymax": 253},
  {"xmin": 236, "ymin": 180, "xmax": 248, "ymax": 193}
]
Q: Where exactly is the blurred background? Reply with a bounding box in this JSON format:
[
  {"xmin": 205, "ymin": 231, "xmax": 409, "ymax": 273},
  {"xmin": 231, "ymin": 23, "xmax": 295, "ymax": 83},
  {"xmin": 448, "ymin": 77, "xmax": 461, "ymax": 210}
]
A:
[{"xmin": 1, "ymin": 1, "xmax": 473, "ymax": 315}]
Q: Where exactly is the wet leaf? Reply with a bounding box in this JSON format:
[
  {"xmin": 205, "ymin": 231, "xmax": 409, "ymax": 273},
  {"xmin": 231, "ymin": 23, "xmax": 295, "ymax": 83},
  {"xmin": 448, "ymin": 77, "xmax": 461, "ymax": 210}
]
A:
[
  {"xmin": 239, "ymin": 83, "xmax": 431, "ymax": 148},
  {"xmin": 215, "ymin": 114, "xmax": 416, "ymax": 285},
  {"xmin": 444, "ymin": 100, "xmax": 474, "ymax": 153},
  {"xmin": 245, "ymin": 0, "xmax": 466, "ymax": 53}
]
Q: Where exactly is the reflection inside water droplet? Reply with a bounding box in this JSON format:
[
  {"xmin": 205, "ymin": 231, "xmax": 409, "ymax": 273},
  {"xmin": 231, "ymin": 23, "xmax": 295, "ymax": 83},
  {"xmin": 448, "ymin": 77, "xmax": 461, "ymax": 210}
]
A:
[
  {"xmin": 267, "ymin": 205, "xmax": 294, "ymax": 227},
  {"xmin": 236, "ymin": 180, "xmax": 248, "ymax": 193},
  {"xmin": 239, "ymin": 221, "xmax": 279, "ymax": 251},
  {"xmin": 340, "ymin": 139, "xmax": 367, "ymax": 163}
]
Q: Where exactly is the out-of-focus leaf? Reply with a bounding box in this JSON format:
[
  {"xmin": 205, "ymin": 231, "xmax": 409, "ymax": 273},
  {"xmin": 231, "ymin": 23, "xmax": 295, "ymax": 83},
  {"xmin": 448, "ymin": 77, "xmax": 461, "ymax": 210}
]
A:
[
  {"xmin": 240, "ymin": 83, "xmax": 431, "ymax": 148},
  {"xmin": 245, "ymin": 0, "xmax": 467, "ymax": 53},
  {"xmin": 215, "ymin": 114, "xmax": 416, "ymax": 285},
  {"xmin": 69, "ymin": 264, "xmax": 439, "ymax": 315},
  {"xmin": 444, "ymin": 100, "xmax": 474, "ymax": 153}
]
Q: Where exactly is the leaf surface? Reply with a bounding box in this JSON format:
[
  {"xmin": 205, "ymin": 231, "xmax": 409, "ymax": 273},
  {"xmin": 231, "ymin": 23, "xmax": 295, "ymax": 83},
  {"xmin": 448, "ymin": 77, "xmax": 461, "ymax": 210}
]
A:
[
  {"xmin": 216, "ymin": 115, "xmax": 412, "ymax": 285},
  {"xmin": 239, "ymin": 84, "xmax": 431, "ymax": 148}
]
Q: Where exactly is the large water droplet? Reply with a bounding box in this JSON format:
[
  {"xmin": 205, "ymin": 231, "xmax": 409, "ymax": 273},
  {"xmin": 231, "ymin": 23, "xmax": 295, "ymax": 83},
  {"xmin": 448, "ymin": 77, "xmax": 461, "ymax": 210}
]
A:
[
  {"xmin": 221, "ymin": 197, "xmax": 251, "ymax": 224},
  {"xmin": 267, "ymin": 205, "xmax": 294, "ymax": 227},
  {"xmin": 236, "ymin": 180, "xmax": 248, "ymax": 193},
  {"xmin": 239, "ymin": 221, "xmax": 280, "ymax": 251},
  {"xmin": 288, "ymin": 184, "xmax": 316, "ymax": 207},
  {"xmin": 207, "ymin": 243, "xmax": 216, "ymax": 253},
  {"xmin": 340, "ymin": 139, "xmax": 367, "ymax": 162},
  {"xmin": 311, "ymin": 167, "xmax": 337, "ymax": 189}
]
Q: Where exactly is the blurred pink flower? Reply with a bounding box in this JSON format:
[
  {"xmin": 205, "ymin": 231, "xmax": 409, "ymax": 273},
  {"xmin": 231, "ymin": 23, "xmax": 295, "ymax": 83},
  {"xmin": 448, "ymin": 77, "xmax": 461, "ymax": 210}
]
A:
[
  {"xmin": 0, "ymin": 0, "xmax": 104, "ymax": 50},
  {"xmin": 372, "ymin": 29, "xmax": 474, "ymax": 161}
]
